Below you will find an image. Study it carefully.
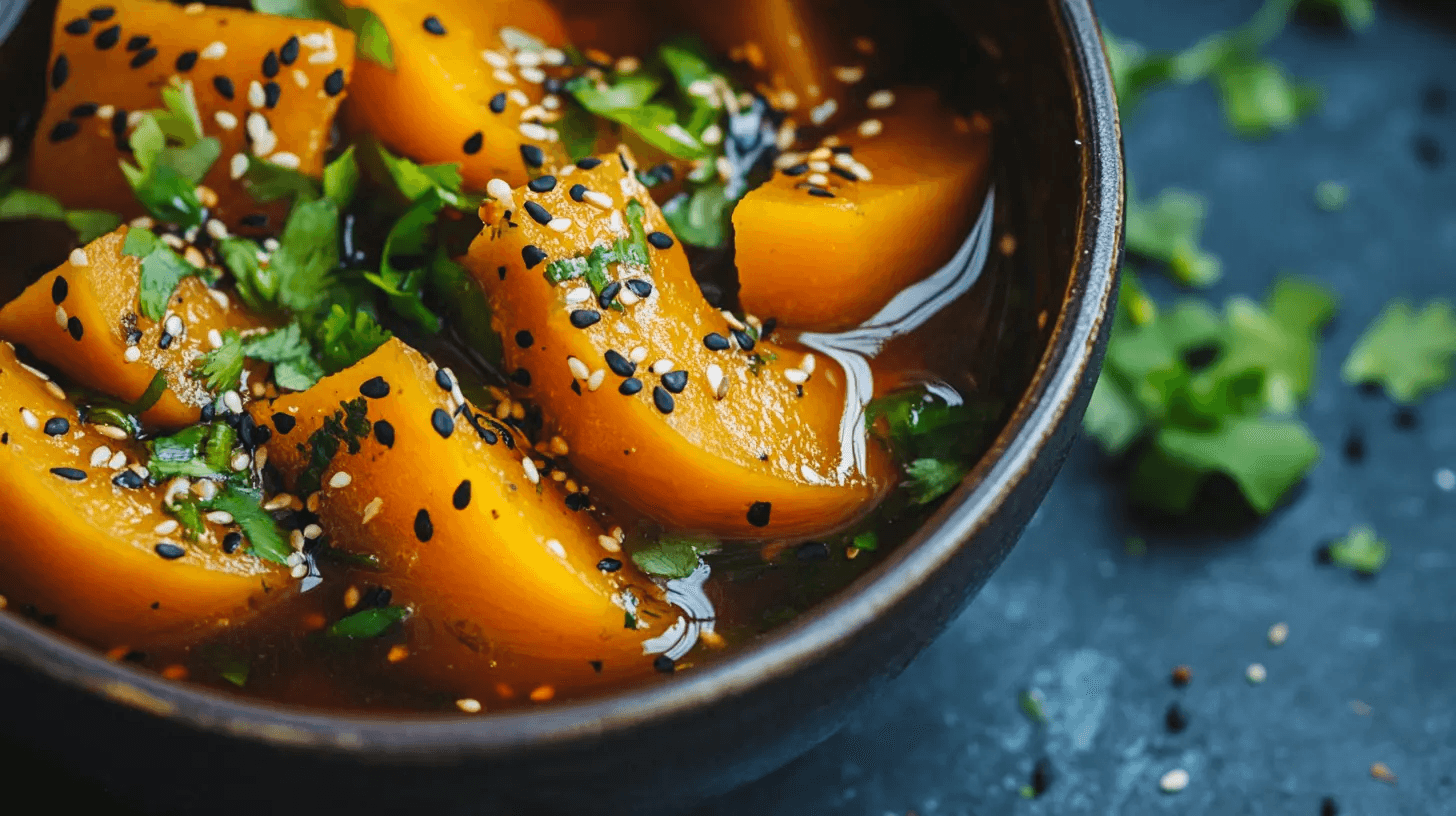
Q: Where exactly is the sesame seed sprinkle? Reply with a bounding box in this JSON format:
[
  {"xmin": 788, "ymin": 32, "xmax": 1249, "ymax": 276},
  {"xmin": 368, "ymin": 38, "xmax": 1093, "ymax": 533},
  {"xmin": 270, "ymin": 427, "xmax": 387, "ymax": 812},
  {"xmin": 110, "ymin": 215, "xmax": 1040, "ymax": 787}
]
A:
[
  {"xmin": 329, "ymin": 470, "xmax": 353, "ymax": 489},
  {"xmin": 107, "ymin": 451, "xmax": 126, "ymax": 469},
  {"xmin": 587, "ymin": 369, "xmax": 606, "ymax": 392},
  {"xmin": 522, "ymin": 457, "xmax": 540, "ymax": 484}
]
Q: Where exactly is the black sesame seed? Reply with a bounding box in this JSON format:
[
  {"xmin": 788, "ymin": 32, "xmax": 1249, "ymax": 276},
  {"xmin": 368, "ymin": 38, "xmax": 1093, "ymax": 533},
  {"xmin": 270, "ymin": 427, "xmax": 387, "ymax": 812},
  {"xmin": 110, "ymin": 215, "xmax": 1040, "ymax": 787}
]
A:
[
  {"xmin": 528, "ymin": 175, "xmax": 558, "ymax": 194},
  {"xmin": 522, "ymin": 245, "xmax": 547, "ymax": 269},
  {"xmin": 414, "ymin": 509, "xmax": 434, "ymax": 542},
  {"xmin": 431, "ymin": 408, "xmax": 455, "ymax": 438},
  {"xmin": 523, "ymin": 200, "xmax": 552, "ymax": 225},
  {"xmin": 125, "ymin": 34, "xmax": 149, "ymax": 52},
  {"xmin": 222, "ymin": 532, "xmax": 243, "ymax": 554},
  {"xmin": 565, "ymin": 492, "xmax": 589, "ymax": 511},
  {"xmin": 597, "ymin": 557, "xmax": 622, "ymax": 572},
  {"xmin": 51, "ymin": 276, "xmax": 68, "ymax": 305},
  {"xmin": 661, "ymin": 370, "xmax": 688, "ymax": 393},
  {"xmin": 69, "ymin": 102, "xmax": 98, "ymax": 118},
  {"xmin": 263, "ymin": 81, "xmax": 281, "ymax": 108},
  {"xmin": 598, "ymin": 281, "xmax": 622, "ymax": 308},
  {"xmin": 50, "ymin": 467, "xmax": 87, "ymax": 482},
  {"xmin": 808, "ymin": 187, "xmax": 835, "ymax": 198},
  {"xmin": 1343, "ymin": 429, "xmax": 1365, "ymax": 463},
  {"xmin": 511, "ymin": 367, "xmax": 532, "ymax": 386},
  {"xmin": 434, "ymin": 369, "xmax": 454, "ymax": 391},
  {"xmin": 1320, "ymin": 796, "xmax": 1339, "ymax": 816},
  {"xmin": 1414, "ymin": 134, "xmax": 1444, "ymax": 169},
  {"xmin": 520, "ymin": 143, "xmax": 545, "ymax": 168},
  {"xmin": 88, "ymin": 6, "xmax": 115, "ymax": 21},
  {"xmin": 1030, "ymin": 759, "xmax": 1053, "ymax": 797},
  {"xmin": 423, "ymin": 15, "xmax": 446, "ymax": 35},
  {"xmin": 272, "ymin": 412, "xmax": 296, "ymax": 435},
  {"xmin": 280, "ymin": 36, "xmax": 300, "ymax": 65},
  {"xmin": 619, "ymin": 377, "xmax": 643, "ymax": 395},
  {"xmin": 112, "ymin": 470, "xmax": 144, "ymax": 489},
  {"xmin": 199, "ymin": 402, "xmax": 214, "ymax": 422},
  {"xmin": 212, "ymin": 75, "xmax": 235, "ymax": 100},
  {"xmin": 625, "ymin": 279, "xmax": 652, "ymax": 299},
  {"xmin": 830, "ymin": 166, "xmax": 858, "ymax": 181},
  {"xmin": 373, "ymin": 419, "xmax": 395, "ymax": 448},
  {"xmin": 618, "ymin": 151, "xmax": 631, "ymax": 172},
  {"xmin": 64, "ymin": 18, "xmax": 91, "ymax": 35},
  {"xmin": 155, "ymin": 542, "xmax": 186, "ymax": 560},
  {"xmin": 359, "ymin": 376, "xmax": 389, "ymax": 398},
  {"xmin": 761, "ymin": 317, "xmax": 777, "ymax": 337},
  {"xmin": 781, "ymin": 163, "xmax": 809, "ymax": 176},
  {"xmin": 240, "ymin": 213, "xmax": 269, "ymax": 228},
  {"xmin": 463, "ymin": 131, "xmax": 484, "ymax": 155},
  {"xmin": 653, "ymin": 655, "xmax": 675, "ymax": 674},
  {"xmin": 652, "ymin": 386, "xmax": 674, "ymax": 414},
  {"xmin": 746, "ymin": 501, "xmax": 772, "ymax": 527},
  {"xmin": 569, "ymin": 309, "xmax": 601, "ymax": 329},
  {"xmin": 175, "ymin": 50, "xmax": 199, "ymax": 72},
  {"xmin": 514, "ymin": 330, "xmax": 534, "ymax": 348},
  {"xmin": 48, "ymin": 120, "xmax": 80, "ymax": 143},
  {"xmin": 1165, "ymin": 702, "xmax": 1189, "ymax": 733},
  {"xmin": 796, "ymin": 540, "xmax": 830, "ymax": 562},
  {"xmin": 324, "ymin": 69, "xmax": 345, "ymax": 96},
  {"xmin": 571, "ymin": 380, "xmax": 582, "ymax": 395},
  {"xmin": 43, "ymin": 417, "xmax": 70, "ymax": 436},
  {"xmin": 64, "ymin": 315, "xmax": 83, "ymax": 341},
  {"xmin": 575, "ymin": 157, "xmax": 602, "ymax": 170},
  {"xmin": 453, "ymin": 480, "xmax": 472, "ymax": 510},
  {"xmin": 489, "ymin": 92, "xmax": 508, "ymax": 114},
  {"xmin": 1394, "ymin": 406, "xmax": 1418, "ymax": 430},
  {"xmin": 732, "ymin": 329, "xmax": 755, "ymax": 350},
  {"xmin": 94, "ymin": 24, "xmax": 120, "ymax": 49},
  {"xmin": 262, "ymin": 50, "xmax": 280, "ymax": 78},
  {"xmin": 703, "ymin": 332, "xmax": 730, "ymax": 351},
  {"xmin": 497, "ymin": 265, "xmax": 507, "ymax": 280},
  {"xmin": 647, "ymin": 231, "xmax": 674, "ymax": 250},
  {"xmin": 589, "ymin": 659, "xmax": 603, "ymax": 673},
  {"xmin": 51, "ymin": 55, "xmax": 69, "ymax": 90},
  {"xmin": 543, "ymin": 77, "xmax": 564, "ymax": 95},
  {"xmin": 568, "ymin": 183, "xmax": 588, "ymax": 202},
  {"xmin": 648, "ymin": 162, "xmax": 674, "ymax": 181},
  {"xmin": 604, "ymin": 349, "xmax": 635, "ymax": 377},
  {"xmin": 111, "ymin": 110, "xmax": 128, "ymax": 136}
]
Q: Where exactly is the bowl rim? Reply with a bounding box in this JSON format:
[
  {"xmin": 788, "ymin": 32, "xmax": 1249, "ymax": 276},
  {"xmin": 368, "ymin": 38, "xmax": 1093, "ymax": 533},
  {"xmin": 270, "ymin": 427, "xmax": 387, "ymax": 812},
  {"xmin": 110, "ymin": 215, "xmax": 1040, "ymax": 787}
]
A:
[{"xmin": 0, "ymin": 0, "xmax": 1123, "ymax": 757}]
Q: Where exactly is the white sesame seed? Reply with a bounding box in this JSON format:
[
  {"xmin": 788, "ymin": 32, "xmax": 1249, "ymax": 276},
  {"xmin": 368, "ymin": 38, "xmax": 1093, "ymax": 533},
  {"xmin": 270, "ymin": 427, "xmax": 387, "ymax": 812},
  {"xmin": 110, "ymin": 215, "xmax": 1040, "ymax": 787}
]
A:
[
  {"xmin": 286, "ymin": 552, "xmax": 304, "ymax": 568},
  {"xmin": 247, "ymin": 80, "xmax": 266, "ymax": 109},
  {"xmin": 483, "ymin": 49, "xmax": 510, "ymax": 68},
  {"xmin": 68, "ymin": 247, "xmax": 90, "ymax": 267},
  {"xmin": 362, "ymin": 496, "xmax": 383, "ymax": 524},
  {"xmin": 800, "ymin": 354, "xmax": 816, "ymax": 374},
  {"xmin": 493, "ymin": 68, "xmax": 517, "ymax": 85},
  {"xmin": 307, "ymin": 48, "xmax": 336, "ymax": 65},
  {"xmin": 301, "ymin": 33, "xmax": 327, "ymax": 49},
  {"xmin": 95, "ymin": 424, "xmax": 129, "ymax": 440},
  {"xmin": 329, "ymin": 471, "xmax": 353, "ymax": 489},
  {"xmin": 1246, "ymin": 663, "xmax": 1267, "ymax": 684},
  {"xmin": 651, "ymin": 359, "xmax": 673, "ymax": 375},
  {"xmin": 1268, "ymin": 622, "xmax": 1289, "ymax": 646},
  {"xmin": 582, "ymin": 190, "xmax": 614, "ymax": 210},
  {"xmin": 867, "ymin": 89, "xmax": 896, "ymax": 110},
  {"xmin": 700, "ymin": 123, "xmax": 724, "ymax": 146},
  {"xmin": 807, "ymin": 173, "xmax": 829, "ymax": 187},
  {"xmin": 832, "ymin": 65, "xmax": 865, "ymax": 84},
  {"xmin": 89, "ymin": 446, "xmax": 112, "ymax": 467},
  {"xmin": 546, "ymin": 217, "xmax": 572, "ymax": 232},
  {"xmin": 1159, "ymin": 769, "xmax": 1189, "ymax": 793},
  {"xmin": 107, "ymin": 450, "xmax": 127, "ymax": 469},
  {"xmin": 263, "ymin": 237, "xmax": 281, "ymax": 252},
  {"xmin": 565, "ymin": 287, "xmax": 591, "ymax": 304},
  {"xmin": 508, "ymin": 88, "xmax": 530, "ymax": 107},
  {"xmin": 270, "ymin": 152, "xmax": 301, "ymax": 169},
  {"xmin": 810, "ymin": 98, "xmax": 838, "ymax": 126},
  {"xmin": 161, "ymin": 234, "xmax": 186, "ymax": 251},
  {"xmin": 229, "ymin": 153, "xmax": 249, "ymax": 180},
  {"xmin": 542, "ymin": 47, "xmax": 566, "ymax": 66},
  {"xmin": 598, "ymin": 534, "xmax": 622, "ymax": 553},
  {"xmin": 201, "ymin": 41, "xmax": 227, "ymax": 60},
  {"xmin": 542, "ymin": 94, "xmax": 561, "ymax": 111},
  {"xmin": 155, "ymin": 520, "xmax": 179, "ymax": 535},
  {"xmin": 292, "ymin": 68, "xmax": 309, "ymax": 88},
  {"xmin": 222, "ymin": 390, "xmax": 243, "ymax": 415},
  {"xmin": 776, "ymin": 122, "xmax": 798, "ymax": 151},
  {"xmin": 486, "ymin": 178, "xmax": 515, "ymax": 210},
  {"xmin": 519, "ymin": 122, "xmax": 550, "ymax": 141},
  {"xmin": 230, "ymin": 451, "xmax": 251, "ymax": 471},
  {"xmin": 123, "ymin": 346, "xmax": 142, "ymax": 363},
  {"xmin": 206, "ymin": 511, "xmax": 234, "ymax": 525},
  {"xmin": 808, "ymin": 159, "xmax": 831, "ymax": 174},
  {"xmin": 784, "ymin": 368, "xmax": 809, "ymax": 384},
  {"xmin": 456, "ymin": 698, "xmax": 483, "ymax": 714},
  {"xmin": 587, "ymin": 369, "xmax": 606, "ymax": 392},
  {"xmin": 253, "ymin": 129, "xmax": 278, "ymax": 158},
  {"xmin": 210, "ymin": 110, "xmax": 238, "ymax": 132},
  {"xmin": 290, "ymin": 529, "xmax": 306, "ymax": 551},
  {"xmin": 566, "ymin": 356, "xmax": 590, "ymax": 380},
  {"xmin": 206, "ymin": 219, "xmax": 230, "ymax": 241},
  {"xmin": 207, "ymin": 329, "xmax": 224, "ymax": 350},
  {"xmin": 858, "ymin": 118, "xmax": 884, "ymax": 138},
  {"xmin": 546, "ymin": 538, "xmax": 566, "ymax": 558},
  {"xmin": 20, "ymin": 363, "xmax": 48, "ymax": 382},
  {"xmin": 1437, "ymin": 468, "xmax": 1455, "ymax": 491},
  {"xmin": 618, "ymin": 290, "xmax": 639, "ymax": 306},
  {"xmin": 522, "ymin": 457, "xmax": 540, "ymax": 484},
  {"xmin": 129, "ymin": 216, "xmax": 155, "ymax": 230},
  {"xmin": 19, "ymin": 409, "xmax": 38, "ymax": 430},
  {"xmin": 721, "ymin": 310, "xmax": 747, "ymax": 331},
  {"xmin": 629, "ymin": 346, "xmax": 648, "ymax": 363},
  {"xmin": 290, "ymin": 562, "xmax": 309, "ymax": 579},
  {"xmin": 615, "ymin": 55, "xmax": 640, "ymax": 74},
  {"xmin": 303, "ymin": 523, "xmax": 323, "ymax": 540},
  {"xmin": 43, "ymin": 381, "xmax": 66, "ymax": 402},
  {"xmin": 263, "ymin": 494, "xmax": 293, "ymax": 512},
  {"xmin": 706, "ymin": 364, "xmax": 725, "ymax": 399},
  {"xmin": 519, "ymin": 66, "xmax": 546, "ymax": 84},
  {"xmin": 54, "ymin": 306, "xmax": 67, "ymax": 328}
]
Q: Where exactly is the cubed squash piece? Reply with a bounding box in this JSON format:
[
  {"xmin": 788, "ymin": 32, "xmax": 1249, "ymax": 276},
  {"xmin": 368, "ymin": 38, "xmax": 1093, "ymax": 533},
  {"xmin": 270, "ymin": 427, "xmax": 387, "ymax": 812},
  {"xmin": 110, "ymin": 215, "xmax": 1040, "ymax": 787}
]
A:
[
  {"xmin": 0, "ymin": 226, "xmax": 269, "ymax": 429},
  {"xmin": 252, "ymin": 339, "xmax": 684, "ymax": 698},
  {"xmin": 341, "ymin": 0, "xmax": 573, "ymax": 189},
  {"xmin": 0, "ymin": 340, "xmax": 287, "ymax": 649},
  {"xmin": 466, "ymin": 150, "xmax": 892, "ymax": 540},
  {"xmin": 30, "ymin": 0, "xmax": 355, "ymax": 233},
  {"xmin": 734, "ymin": 88, "xmax": 993, "ymax": 332}
]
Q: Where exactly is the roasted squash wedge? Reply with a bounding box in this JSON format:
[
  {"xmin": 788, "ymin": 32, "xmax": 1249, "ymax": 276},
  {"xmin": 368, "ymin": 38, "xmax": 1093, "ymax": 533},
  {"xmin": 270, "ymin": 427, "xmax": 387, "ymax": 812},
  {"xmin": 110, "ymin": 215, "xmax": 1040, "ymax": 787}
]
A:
[
  {"xmin": 29, "ymin": 0, "xmax": 355, "ymax": 233},
  {"xmin": 0, "ymin": 226, "xmax": 268, "ymax": 429},
  {"xmin": 466, "ymin": 150, "xmax": 892, "ymax": 540},
  {"xmin": 341, "ymin": 0, "xmax": 573, "ymax": 190},
  {"xmin": 733, "ymin": 88, "xmax": 992, "ymax": 332},
  {"xmin": 0, "ymin": 340, "xmax": 286, "ymax": 648},
  {"xmin": 253, "ymin": 339, "xmax": 684, "ymax": 698}
]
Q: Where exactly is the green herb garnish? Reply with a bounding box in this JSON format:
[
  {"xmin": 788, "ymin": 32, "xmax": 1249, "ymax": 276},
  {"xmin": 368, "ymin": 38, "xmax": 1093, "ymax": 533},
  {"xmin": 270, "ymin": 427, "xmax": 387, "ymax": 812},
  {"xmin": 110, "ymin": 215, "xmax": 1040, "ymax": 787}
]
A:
[
  {"xmin": 251, "ymin": 0, "xmax": 394, "ymax": 69},
  {"xmin": 1018, "ymin": 689, "xmax": 1047, "ymax": 724},
  {"xmin": 1325, "ymin": 525, "xmax": 1388, "ymax": 574},
  {"xmin": 1125, "ymin": 183, "xmax": 1221, "ymax": 288},
  {"xmin": 201, "ymin": 485, "xmax": 292, "ymax": 565},
  {"xmin": 327, "ymin": 605, "xmax": 409, "ymax": 638},
  {"xmin": 295, "ymin": 397, "xmax": 371, "ymax": 495},
  {"xmin": 120, "ymin": 78, "xmax": 221, "ymax": 227},
  {"xmin": 1341, "ymin": 299, "xmax": 1456, "ymax": 404},
  {"xmin": 0, "ymin": 188, "xmax": 121, "ymax": 242},
  {"xmin": 631, "ymin": 536, "xmax": 716, "ymax": 580}
]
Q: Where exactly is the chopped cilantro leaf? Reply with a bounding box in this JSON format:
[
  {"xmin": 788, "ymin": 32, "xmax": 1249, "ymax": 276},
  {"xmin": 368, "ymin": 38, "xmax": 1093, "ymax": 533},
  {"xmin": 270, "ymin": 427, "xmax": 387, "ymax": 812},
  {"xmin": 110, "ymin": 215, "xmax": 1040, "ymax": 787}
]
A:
[
  {"xmin": 1131, "ymin": 417, "xmax": 1319, "ymax": 515},
  {"xmin": 662, "ymin": 182, "xmax": 731, "ymax": 249},
  {"xmin": 631, "ymin": 537, "xmax": 716, "ymax": 579},
  {"xmin": 201, "ymin": 485, "xmax": 292, "ymax": 565},
  {"xmin": 0, "ymin": 188, "xmax": 121, "ymax": 242},
  {"xmin": 851, "ymin": 530, "xmax": 879, "ymax": 552},
  {"xmin": 203, "ymin": 421, "xmax": 237, "ymax": 474},
  {"xmin": 295, "ymin": 397, "xmax": 371, "ymax": 494},
  {"xmin": 315, "ymin": 305, "xmax": 391, "ymax": 374},
  {"xmin": 137, "ymin": 244, "xmax": 197, "ymax": 321},
  {"xmin": 198, "ymin": 329, "xmax": 246, "ymax": 392},
  {"xmin": 1342, "ymin": 299, "xmax": 1456, "ymax": 403},
  {"xmin": 364, "ymin": 190, "xmax": 445, "ymax": 333},
  {"xmin": 1314, "ymin": 180, "xmax": 1349, "ymax": 211},
  {"xmin": 218, "ymin": 655, "xmax": 250, "ymax": 688},
  {"xmin": 904, "ymin": 458, "xmax": 970, "ymax": 505},
  {"xmin": 251, "ymin": 0, "xmax": 394, "ymax": 69},
  {"xmin": 147, "ymin": 425, "xmax": 227, "ymax": 480},
  {"xmin": 327, "ymin": 605, "xmax": 409, "ymax": 638},
  {"xmin": 556, "ymin": 102, "xmax": 599, "ymax": 162},
  {"xmin": 241, "ymin": 156, "xmax": 321, "ymax": 204},
  {"xmin": 323, "ymin": 145, "xmax": 360, "ymax": 209},
  {"xmin": 119, "ymin": 78, "xmax": 221, "ymax": 227},
  {"xmin": 367, "ymin": 139, "xmax": 470, "ymax": 206},
  {"xmin": 1018, "ymin": 689, "xmax": 1047, "ymax": 724},
  {"xmin": 236, "ymin": 323, "xmax": 327, "ymax": 391},
  {"xmin": 167, "ymin": 499, "xmax": 208, "ymax": 542},
  {"xmin": 271, "ymin": 198, "xmax": 340, "ymax": 312},
  {"xmin": 217, "ymin": 236, "xmax": 278, "ymax": 316},
  {"xmin": 1125, "ymin": 183, "xmax": 1221, "ymax": 287},
  {"xmin": 1326, "ymin": 525, "xmax": 1388, "ymax": 574},
  {"xmin": 1213, "ymin": 58, "xmax": 1322, "ymax": 140}
]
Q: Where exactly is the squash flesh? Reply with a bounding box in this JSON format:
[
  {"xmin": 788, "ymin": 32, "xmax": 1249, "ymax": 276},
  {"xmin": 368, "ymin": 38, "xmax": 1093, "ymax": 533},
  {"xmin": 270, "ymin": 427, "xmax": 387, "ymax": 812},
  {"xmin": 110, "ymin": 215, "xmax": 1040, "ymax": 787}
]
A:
[
  {"xmin": 466, "ymin": 151, "xmax": 891, "ymax": 540},
  {"xmin": 254, "ymin": 339, "xmax": 681, "ymax": 697},
  {"xmin": 0, "ymin": 227, "xmax": 268, "ymax": 428},
  {"xmin": 29, "ymin": 0, "xmax": 355, "ymax": 233},
  {"xmin": 0, "ymin": 341, "xmax": 286, "ymax": 648}
]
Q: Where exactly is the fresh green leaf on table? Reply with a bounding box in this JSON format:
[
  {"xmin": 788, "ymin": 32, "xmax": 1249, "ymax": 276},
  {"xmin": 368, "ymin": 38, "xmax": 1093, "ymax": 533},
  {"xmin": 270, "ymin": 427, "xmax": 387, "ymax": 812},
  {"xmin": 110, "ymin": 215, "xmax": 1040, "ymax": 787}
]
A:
[
  {"xmin": 1125, "ymin": 184, "xmax": 1222, "ymax": 287},
  {"xmin": 1298, "ymin": 0, "xmax": 1375, "ymax": 31},
  {"xmin": 1326, "ymin": 525, "xmax": 1388, "ymax": 574},
  {"xmin": 1342, "ymin": 299, "xmax": 1456, "ymax": 403},
  {"xmin": 1213, "ymin": 58, "xmax": 1322, "ymax": 139}
]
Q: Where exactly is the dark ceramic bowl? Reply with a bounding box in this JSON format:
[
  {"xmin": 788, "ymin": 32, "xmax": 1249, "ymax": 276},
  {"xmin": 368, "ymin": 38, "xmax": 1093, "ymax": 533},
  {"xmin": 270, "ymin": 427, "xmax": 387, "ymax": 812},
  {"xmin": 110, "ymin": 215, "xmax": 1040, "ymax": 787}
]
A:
[{"xmin": 0, "ymin": 0, "xmax": 1121, "ymax": 812}]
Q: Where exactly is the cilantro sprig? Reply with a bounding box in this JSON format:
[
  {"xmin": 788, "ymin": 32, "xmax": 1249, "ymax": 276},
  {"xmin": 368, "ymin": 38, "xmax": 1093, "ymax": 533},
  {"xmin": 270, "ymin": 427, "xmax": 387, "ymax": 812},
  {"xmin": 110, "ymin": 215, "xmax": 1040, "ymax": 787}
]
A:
[
  {"xmin": 120, "ymin": 78, "xmax": 221, "ymax": 227},
  {"xmin": 631, "ymin": 536, "xmax": 717, "ymax": 580},
  {"xmin": 0, "ymin": 187, "xmax": 120, "ymax": 242},
  {"xmin": 1125, "ymin": 182, "xmax": 1221, "ymax": 288},
  {"xmin": 1342, "ymin": 299, "xmax": 1456, "ymax": 404},
  {"xmin": 867, "ymin": 389, "xmax": 999, "ymax": 507}
]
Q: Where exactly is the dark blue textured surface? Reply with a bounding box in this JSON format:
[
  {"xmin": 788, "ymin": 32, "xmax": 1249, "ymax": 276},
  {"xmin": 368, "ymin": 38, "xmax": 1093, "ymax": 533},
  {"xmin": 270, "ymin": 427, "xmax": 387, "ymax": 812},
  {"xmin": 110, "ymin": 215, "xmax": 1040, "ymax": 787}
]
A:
[{"xmin": 695, "ymin": 2, "xmax": 1456, "ymax": 814}]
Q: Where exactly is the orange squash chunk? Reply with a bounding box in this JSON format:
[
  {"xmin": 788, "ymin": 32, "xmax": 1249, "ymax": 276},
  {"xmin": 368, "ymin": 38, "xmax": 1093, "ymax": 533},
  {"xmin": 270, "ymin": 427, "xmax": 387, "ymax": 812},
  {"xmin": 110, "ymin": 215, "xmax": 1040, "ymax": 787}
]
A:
[
  {"xmin": 253, "ymin": 339, "xmax": 684, "ymax": 698},
  {"xmin": 466, "ymin": 150, "xmax": 892, "ymax": 540},
  {"xmin": 0, "ymin": 340, "xmax": 286, "ymax": 649},
  {"xmin": 0, "ymin": 227, "xmax": 268, "ymax": 429},
  {"xmin": 29, "ymin": 0, "xmax": 355, "ymax": 232},
  {"xmin": 733, "ymin": 88, "xmax": 993, "ymax": 332},
  {"xmin": 341, "ymin": 0, "xmax": 573, "ymax": 190}
]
